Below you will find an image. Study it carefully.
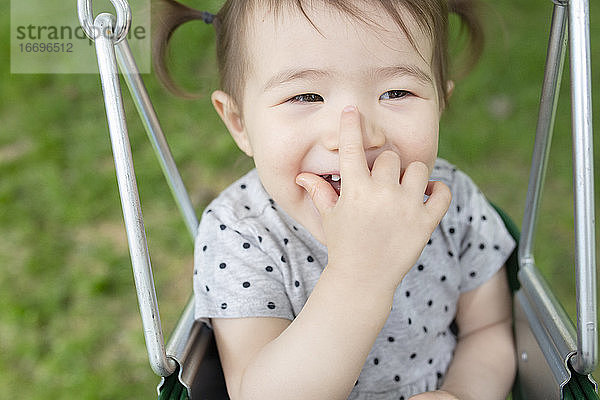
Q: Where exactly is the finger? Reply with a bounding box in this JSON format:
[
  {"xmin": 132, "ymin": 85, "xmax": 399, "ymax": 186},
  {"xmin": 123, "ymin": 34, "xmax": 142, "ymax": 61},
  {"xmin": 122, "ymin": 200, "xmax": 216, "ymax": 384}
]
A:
[
  {"xmin": 424, "ymin": 180, "xmax": 452, "ymax": 222},
  {"xmin": 296, "ymin": 173, "xmax": 339, "ymax": 216},
  {"xmin": 370, "ymin": 150, "xmax": 401, "ymax": 184},
  {"xmin": 400, "ymin": 161, "xmax": 430, "ymax": 194},
  {"xmin": 338, "ymin": 106, "xmax": 369, "ymax": 186}
]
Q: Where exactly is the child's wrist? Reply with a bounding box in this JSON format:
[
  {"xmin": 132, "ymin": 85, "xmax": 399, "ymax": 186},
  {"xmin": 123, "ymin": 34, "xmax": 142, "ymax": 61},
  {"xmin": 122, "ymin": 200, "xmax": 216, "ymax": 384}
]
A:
[{"xmin": 323, "ymin": 262, "xmax": 399, "ymax": 301}]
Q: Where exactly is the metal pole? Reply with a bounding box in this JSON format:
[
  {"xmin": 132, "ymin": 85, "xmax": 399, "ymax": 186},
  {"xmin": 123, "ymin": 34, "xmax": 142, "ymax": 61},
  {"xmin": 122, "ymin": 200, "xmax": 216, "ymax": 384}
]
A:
[
  {"xmin": 568, "ymin": 0, "xmax": 597, "ymax": 375},
  {"xmin": 93, "ymin": 13, "xmax": 176, "ymax": 377},
  {"xmin": 115, "ymin": 40, "xmax": 199, "ymax": 240},
  {"xmin": 519, "ymin": 3, "xmax": 568, "ymax": 266}
]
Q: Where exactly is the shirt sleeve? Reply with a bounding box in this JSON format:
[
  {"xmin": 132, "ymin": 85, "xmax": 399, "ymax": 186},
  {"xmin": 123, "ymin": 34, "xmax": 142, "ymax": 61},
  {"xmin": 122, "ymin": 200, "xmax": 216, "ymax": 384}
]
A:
[
  {"xmin": 452, "ymin": 171, "xmax": 516, "ymax": 293},
  {"xmin": 193, "ymin": 208, "xmax": 294, "ymax": 328}
]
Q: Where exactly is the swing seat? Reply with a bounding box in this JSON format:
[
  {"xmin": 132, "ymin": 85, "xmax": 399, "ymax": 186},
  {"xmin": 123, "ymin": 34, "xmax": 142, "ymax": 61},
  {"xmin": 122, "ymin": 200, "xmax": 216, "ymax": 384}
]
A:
[
  {"xmin": 157, "ymin": 301, "xmax": 228, "ymax": 400},
  {"xmin": 493, "ymin": 207, "xmax": 598, "ymax": 400},
  {"xmin": 156, "ymin": 206, "xmax": 597, "ymax": 400}
]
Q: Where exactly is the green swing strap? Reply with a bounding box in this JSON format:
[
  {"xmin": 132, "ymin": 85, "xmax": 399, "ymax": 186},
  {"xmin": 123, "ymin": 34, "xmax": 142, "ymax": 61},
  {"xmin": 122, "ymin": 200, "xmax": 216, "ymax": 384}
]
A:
[
  {"xmin": 489, "ymin": 203, "xmax": 521, "ymax": 294},
  {"xmin": 564, "ymin": 363, "xmax": 599, "ymax": 400},
  {"xmin": 158, "ymin": 366, "xmax": 189, "ymax": 400},
  {"xmin": 578, "ymin": 372, "xmax": 600, "ymax": 399}
]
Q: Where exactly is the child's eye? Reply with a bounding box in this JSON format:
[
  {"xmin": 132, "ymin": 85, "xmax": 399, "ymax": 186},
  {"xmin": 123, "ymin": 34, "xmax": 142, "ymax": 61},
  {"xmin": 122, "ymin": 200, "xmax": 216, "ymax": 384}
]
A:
[
  {"xmin": 380, "ymin": 90, "xmax": 411, "ymax": 100},
  {"xmin": 288, "ymin": 93, "xmax": 324, "ymax": 103}
]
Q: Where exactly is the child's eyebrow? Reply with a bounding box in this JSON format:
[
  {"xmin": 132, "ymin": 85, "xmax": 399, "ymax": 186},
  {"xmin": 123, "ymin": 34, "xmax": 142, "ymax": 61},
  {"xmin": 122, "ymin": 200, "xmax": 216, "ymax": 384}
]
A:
[
  {"xmin": 372, "ymin": 65, "xmax": 433, "ymax": 87},
  {"xmin": 262, "ymin": 65, "xmax": 433, "ymax": 92}
]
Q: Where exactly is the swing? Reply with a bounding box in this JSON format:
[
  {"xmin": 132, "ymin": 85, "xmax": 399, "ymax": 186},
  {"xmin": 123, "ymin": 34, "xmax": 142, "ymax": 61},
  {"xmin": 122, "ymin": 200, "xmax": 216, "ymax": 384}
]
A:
[{"xmin": 77, "ymin": 0, "xmax": 597, "ymax": 398}]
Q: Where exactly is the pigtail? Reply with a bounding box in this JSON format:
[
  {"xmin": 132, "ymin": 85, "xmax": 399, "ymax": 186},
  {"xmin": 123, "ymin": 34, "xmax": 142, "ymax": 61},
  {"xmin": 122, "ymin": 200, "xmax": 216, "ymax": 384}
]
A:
[
  {"xmin": 447, "ymin": 0, "xmax": 485, "ymax": 78},
  {"xmin": 152, "ymin": 0, "xmax": 215, "ymax": 98}
]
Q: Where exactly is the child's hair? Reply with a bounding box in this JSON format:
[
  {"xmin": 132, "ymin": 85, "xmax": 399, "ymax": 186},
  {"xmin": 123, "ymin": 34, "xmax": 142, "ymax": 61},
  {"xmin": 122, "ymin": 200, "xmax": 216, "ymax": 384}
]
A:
[{"xmin": 153, "ymin": 0, "xmax": 484, "ymax": 110}]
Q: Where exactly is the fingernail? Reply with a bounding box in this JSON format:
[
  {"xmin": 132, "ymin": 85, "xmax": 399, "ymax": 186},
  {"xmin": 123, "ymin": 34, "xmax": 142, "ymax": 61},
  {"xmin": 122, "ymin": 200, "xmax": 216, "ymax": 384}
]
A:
[
  {"xmin": 343, "ymin": 105, "xmax": 357, "ymax": 113},
  {"xmin": 296, "ymin": 176, "xmax": 307, "ymax": 188}
]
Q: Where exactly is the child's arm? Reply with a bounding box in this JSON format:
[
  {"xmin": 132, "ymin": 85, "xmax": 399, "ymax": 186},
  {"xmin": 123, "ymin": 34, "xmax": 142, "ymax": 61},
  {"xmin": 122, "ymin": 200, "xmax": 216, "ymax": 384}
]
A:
[
  {"xmin": 211, "ymin": 106, "xmax": 452, "ymax": 400},
  {"xmin": 409, "ymin": 266, "xmax": 516, "ymax": 400},
  {"xmin": 212, "ymin": 266, "xmax": 396, "ymax": 400}
]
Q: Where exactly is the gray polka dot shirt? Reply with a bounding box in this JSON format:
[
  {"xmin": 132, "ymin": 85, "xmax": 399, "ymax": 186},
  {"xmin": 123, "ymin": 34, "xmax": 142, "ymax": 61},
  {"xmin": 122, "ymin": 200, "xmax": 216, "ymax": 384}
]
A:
[{"xmin": 193, "ymin": 158, "xmax": 515, "ymax": 399}]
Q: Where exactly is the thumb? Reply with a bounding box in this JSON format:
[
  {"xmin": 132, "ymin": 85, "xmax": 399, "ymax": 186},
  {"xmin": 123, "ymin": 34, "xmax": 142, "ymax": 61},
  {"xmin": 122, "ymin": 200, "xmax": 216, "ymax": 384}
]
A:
[{"xmin": 296, "ymin": 173, "xmax": 338, "ymax": 216}]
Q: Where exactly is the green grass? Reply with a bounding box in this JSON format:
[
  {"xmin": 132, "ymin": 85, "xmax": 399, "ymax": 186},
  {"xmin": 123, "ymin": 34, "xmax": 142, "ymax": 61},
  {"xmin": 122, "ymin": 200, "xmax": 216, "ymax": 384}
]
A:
[{"xmin": 1, "ymin": 0, "xmax": 599, "ymax": 398}]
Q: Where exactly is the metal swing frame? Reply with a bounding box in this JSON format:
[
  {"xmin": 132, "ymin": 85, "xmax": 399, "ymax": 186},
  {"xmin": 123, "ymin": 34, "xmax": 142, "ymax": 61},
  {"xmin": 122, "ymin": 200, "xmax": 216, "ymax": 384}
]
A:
[
  {"xmin": 512, "ymin": 2, "xmax": 597, "ymax": 398},
  {"xmin": 77, "ymin": 0, "xmax": 596, "ymax": 398}
]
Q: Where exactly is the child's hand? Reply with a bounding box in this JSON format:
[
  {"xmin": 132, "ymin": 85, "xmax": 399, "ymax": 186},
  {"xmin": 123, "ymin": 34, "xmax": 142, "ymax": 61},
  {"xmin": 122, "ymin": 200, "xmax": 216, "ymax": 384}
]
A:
[
  {"xmin": 409, "ymin": 390, "xmax": 461, "ymax": 400},
  {"xmin": 296, "ymin": 106, "xmax": 451, "ymax": 293}
]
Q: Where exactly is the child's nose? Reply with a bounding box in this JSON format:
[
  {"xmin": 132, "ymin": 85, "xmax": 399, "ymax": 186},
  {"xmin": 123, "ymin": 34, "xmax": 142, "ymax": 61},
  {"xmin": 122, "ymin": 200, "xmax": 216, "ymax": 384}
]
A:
[{"xmin": 321, "ymin": 108, "xmax": 386, "ymax": 152}]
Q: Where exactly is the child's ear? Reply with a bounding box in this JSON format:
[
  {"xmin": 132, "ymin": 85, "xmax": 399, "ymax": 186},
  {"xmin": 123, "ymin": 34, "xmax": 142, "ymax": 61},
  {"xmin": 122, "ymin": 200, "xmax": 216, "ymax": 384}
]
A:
[
  {"xmin": 439, "ymin": 80, "xmax": 455, "ymax": 113},
  {"xmin": 211, "ymin": 90, "xmax": 253, "ymax": 157}
]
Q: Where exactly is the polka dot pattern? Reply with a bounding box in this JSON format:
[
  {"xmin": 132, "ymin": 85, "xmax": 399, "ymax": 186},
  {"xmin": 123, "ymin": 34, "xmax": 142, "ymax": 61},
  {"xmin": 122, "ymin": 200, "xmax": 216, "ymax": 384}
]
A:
[{"xmin": 192, "ymin": 161, "xmax": 516, "ymax": 398}]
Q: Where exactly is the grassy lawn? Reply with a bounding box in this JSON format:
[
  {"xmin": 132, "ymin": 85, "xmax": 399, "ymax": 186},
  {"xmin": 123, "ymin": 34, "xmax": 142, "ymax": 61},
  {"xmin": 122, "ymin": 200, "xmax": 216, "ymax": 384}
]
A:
[{"xmin": 1, "ymin": 0, "xmax": 599, "ymax": 398}]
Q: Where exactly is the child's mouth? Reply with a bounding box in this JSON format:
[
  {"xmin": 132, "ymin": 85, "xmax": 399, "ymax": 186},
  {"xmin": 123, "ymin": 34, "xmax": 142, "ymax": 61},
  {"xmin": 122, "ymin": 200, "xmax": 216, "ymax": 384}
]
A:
[{"xmin": 320, "ymin": 174, "xmax": 341, "ymax": 196}]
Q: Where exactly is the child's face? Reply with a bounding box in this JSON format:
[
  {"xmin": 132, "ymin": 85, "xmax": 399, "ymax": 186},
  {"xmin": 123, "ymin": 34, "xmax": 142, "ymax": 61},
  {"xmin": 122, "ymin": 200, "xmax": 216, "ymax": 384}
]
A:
[{"xmin": 214, "ymin": 3, "xmax": 443, "ymax": 245}]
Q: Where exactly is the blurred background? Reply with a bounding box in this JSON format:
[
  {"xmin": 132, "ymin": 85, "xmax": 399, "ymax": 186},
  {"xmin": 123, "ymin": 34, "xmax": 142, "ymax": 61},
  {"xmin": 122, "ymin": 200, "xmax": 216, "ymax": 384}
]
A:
[{"xmin": 1, "ymin": 0, "xmax": 599, "ymax": 398}]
